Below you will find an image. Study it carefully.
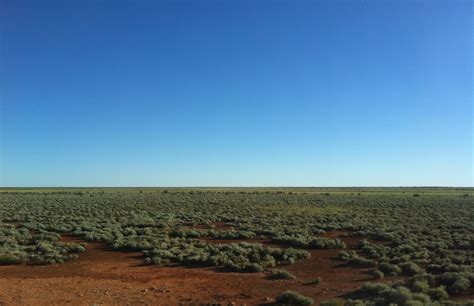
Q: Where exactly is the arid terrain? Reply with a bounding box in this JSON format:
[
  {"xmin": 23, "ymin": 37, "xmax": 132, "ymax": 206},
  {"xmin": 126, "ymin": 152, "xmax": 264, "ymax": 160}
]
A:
[
  {"xmin": 0, "ymin": 233, "xmax": 384, "ymax": 305},
  {"xmin": 0, "ymin": 188, "xmax": 473, "ymax": 305}
]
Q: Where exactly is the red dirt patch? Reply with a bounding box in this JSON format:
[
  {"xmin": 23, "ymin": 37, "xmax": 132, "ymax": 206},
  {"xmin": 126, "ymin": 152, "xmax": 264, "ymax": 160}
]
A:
[
  {"xmin": 0, "ymin": 233, "xmax": 387, "ymax": 305},
  {"xmin": 212, "ymin": 222, "xmax": 233, "ymax": 230},
  {"xmin": 449, "ymin": 288, "xmax": 474, "ymax": 302}
]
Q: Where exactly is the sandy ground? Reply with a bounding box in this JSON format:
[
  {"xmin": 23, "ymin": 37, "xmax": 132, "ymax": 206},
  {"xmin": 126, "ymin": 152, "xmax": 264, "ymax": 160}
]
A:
[{"xmin": 0, "ymin": 234, "xmax": 386, "ymax": 306}]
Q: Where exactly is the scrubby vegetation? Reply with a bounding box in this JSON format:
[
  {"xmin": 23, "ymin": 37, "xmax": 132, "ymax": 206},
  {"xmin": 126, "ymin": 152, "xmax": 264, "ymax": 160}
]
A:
[
  {"xmin": 351, "ymin": 280, "xmax": 472, "ymax": 305},
  {"xmin": 0, "ymin": 187, "xmax": 472, "ymax": 304},
  {"xmin": 0, "ymin": 224, "xmax": 85, "ymax": 265},
  {"xmin": 276, "ymin": 290, "xmax": 314, "ymax": 305},
  {"xmin": 268, "ymin": 269, "xmax": 296, "ymax": 280},
  {"xmin": 143, "ymin": 241, "xmax": 309, "ymax": 272}
]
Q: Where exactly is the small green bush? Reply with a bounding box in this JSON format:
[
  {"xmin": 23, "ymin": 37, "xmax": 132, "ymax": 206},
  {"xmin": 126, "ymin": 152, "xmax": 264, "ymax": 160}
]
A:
[
  {"xmin": 378, "ymin": 262, "xmax": 402, "ymax": 276},
  {"xmin": 428, "ymin": 286, "xmax": 449, "ymax": 300},
  {"xmin": 268, "ymin": 269, "xmax": 296, "ymax": 280},
  {"xmin": 360, "ymin": 282, "xmax": 389, "ymax": 296},
  {"xmin": 410, "ymin": 280, "xmax": 430, "ymax": 293},
  {"xmin": 0, "ymin": 252, "xmax": 25, "ymax": 264},
  {"xmin": 411, "ymin": 292, "xmax": 431, "ymax": 304},
  {"xmin": 304, "ymin": 277, "xmax": 322, "ymax": 286},
  {"xmin": 276, "ymin": 290, "xmax": 314, "ymax": 306},
  {"xmin": 336, "ymin": 250, "xmax": 353, "ymax": 261},
  {"xmin": 400, "ymin": 262, "xmax": 425, "ymax": 276},
  {"xmin": 348, "ymin": 255, "xmax": 374, "ymax": 267},
  {"xmin": 448, "ymin": 278, "xmax": 471, "ymax": 295},
  {"xmin": 371, "ymin": 269, "xmax": 384, "ymax": 279},
  {"xmin": 380, "ymin": 286, "xmax": 412, "ymax": 305}
]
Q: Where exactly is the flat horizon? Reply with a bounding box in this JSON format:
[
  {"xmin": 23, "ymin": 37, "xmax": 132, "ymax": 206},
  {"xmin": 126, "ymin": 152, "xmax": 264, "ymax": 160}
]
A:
[{"xmin": 2, "ymin": 186, "xmax": 473, "ymax": 189}]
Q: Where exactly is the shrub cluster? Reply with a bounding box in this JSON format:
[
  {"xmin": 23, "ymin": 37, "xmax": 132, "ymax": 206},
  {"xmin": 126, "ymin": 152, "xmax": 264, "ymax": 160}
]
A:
[
  {"xmin": 273, "ymin": 235, "xmax": 346, "ymax": 250},
  {"xmin": 0, "ymin": 226, "xmax": 86, "ymax": 265},
  {"xmin": 143, "ymin": 241, "xmax": 310, "ymax": 272}
]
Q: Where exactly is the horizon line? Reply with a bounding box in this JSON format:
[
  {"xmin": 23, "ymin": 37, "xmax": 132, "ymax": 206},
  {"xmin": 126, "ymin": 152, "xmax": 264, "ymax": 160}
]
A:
[{"xmin": 1, "ymin": 186, "xmax": 473, "ymax": 189}]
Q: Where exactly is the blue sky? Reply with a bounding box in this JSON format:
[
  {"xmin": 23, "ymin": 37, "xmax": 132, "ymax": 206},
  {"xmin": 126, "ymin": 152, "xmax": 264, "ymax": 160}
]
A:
[{"xmin": 1, "ymin": 0, "xmax": 472, "ymax": 187}]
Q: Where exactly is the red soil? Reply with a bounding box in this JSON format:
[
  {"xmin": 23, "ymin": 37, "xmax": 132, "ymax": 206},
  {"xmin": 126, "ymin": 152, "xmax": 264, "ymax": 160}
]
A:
[
  {"xmin": 212, "ymin": 222, "xmax": 233, "ymax": 230},
  {"xmin": 0, "ymin": 233, "xmax": 387, "ymax": 306}
]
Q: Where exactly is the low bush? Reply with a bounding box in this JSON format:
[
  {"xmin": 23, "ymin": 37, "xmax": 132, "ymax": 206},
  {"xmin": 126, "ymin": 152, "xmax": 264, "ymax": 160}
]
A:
[
  {"xmin": 400, "ymin": 262, "xmax": 425, "ymax": 276},
  {"xmin": 336, "ymin": 250, "xmax": 354, "ymax": 261},
  {"xmin": 428, "ymin": 286, "xmax": 449, "ymax": 300},
  {"xmin": 267, "ymin": 269, "xmax": 296, "ymax": 280},
  {"xmin": 371, "ymin": 269, "xmax": 384, "ymax": 279},
  {"xmin": 378, "ymin": 262, "xmax": 402, "ymax": 276},
  {"xmin": 360, "ymin": 282, "xmax": 390, "ymax": 296},
  {"xmin": 411, "ymin": 292, "xmax": 431, "ymax": 304},
  {"xmin": 273, "ymin": 235, "xmax": 345, "ymax": 250},
  {"xmin": 307, "ymin": 238, "xmax": 346, "ymax": 250},
  {"xmin": 304, "ymin": 277, "xmax": 321, "ymax": 286},
  {"xmin": 380, "ymin": 286, "xmax": 412, "ymax": 305},
  {"xmin": 348, "ymin": 255, "xmax": 374, "ymax": 268},
  {"xmin": 448, "ymin": 278, "xmax": 471, "ymax": 295},
  {"xmin": 275, "ymin": 290, "xmax": 314, "ymax": 306},
  {"xmin": 409, "ymin": 280, "xmax": 430, "ymax": 293},
  {"xmin": 0, "ymin": 252, "xmax": 26, "ymax": 264}
]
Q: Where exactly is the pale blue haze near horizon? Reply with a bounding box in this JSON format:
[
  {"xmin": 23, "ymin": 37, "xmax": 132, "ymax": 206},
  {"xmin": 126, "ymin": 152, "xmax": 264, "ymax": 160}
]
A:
[{"xmin": 1, "ymin": 0, "xmax": 472, "ymax": 187}]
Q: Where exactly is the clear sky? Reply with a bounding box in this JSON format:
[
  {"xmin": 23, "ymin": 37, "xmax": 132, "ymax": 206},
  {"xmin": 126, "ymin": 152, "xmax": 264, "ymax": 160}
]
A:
[{"xmin": 1, "ymin": 0, "xmax": 472, "ymax": 187}]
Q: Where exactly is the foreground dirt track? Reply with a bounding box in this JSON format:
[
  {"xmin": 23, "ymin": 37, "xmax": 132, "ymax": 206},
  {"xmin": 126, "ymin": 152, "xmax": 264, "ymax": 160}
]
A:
[{"xmin": 0, "ymin": 235, "xmax": 375, "ymax": 306}]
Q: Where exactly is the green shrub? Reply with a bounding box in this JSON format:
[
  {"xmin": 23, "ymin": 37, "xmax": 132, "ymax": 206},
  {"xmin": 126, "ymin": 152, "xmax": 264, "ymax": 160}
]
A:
[
  {"xmin": 380, "ymin": 286, "xmax": 412, "ymax": 305},
  {"xmin": 410, "ymin": 280, "xmax": 430, "ymax": 293},
  {"xmin": 371, "ymin": 269, "xmax": 384, "ymax": 279},
  {"xmin": 348, "ymin": 255, "xmax": 374, "ymax": 267},
  {"xmin": 378, "ymin": 262, "xmax": 402, "ymax": 276},
  {"xmin": 0, "ymin": 252, "xmax": 25, "ymax": 264},
  {"xmin": 448, "ymin": 278, "xmax": 471, "ymax": 294},
  {"xmin": 276, "ymin": 290, "xmax": 314, "ymax": 306},
  {"xmin": 360, "ymin": 282, "xmax": 389, "ymax": 296},
  {"xmin": 428, "ymin": 286, "xmax": 449, "ymax": 300},
  {"xmin": 243, "ymin": 262, "xmax": 264, "ymax": 273},
  {"xmin": 273, "ymin": 236, "xmax": 345, "ymax": 250},
  {"xmin": 268, "ymin": 269, "xmax": 296, "ymax": 280},
  {"xmin": 307, "ymin": 238, "xmax": 346, "ymax": 250},
  {"xmin": 336, "ymin": 250, "xmax": 353, "ymax": 261},
  {"xmin": 304, "ymin": 277, "xmax": 322, "ymax": 286},
  {"xmin": 400, "ymin": 262, "xmax": 425, "ymax": 276},
  {"xmin": 411, "ymin": 292, "xmax": 431, "ymax": 304}
]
